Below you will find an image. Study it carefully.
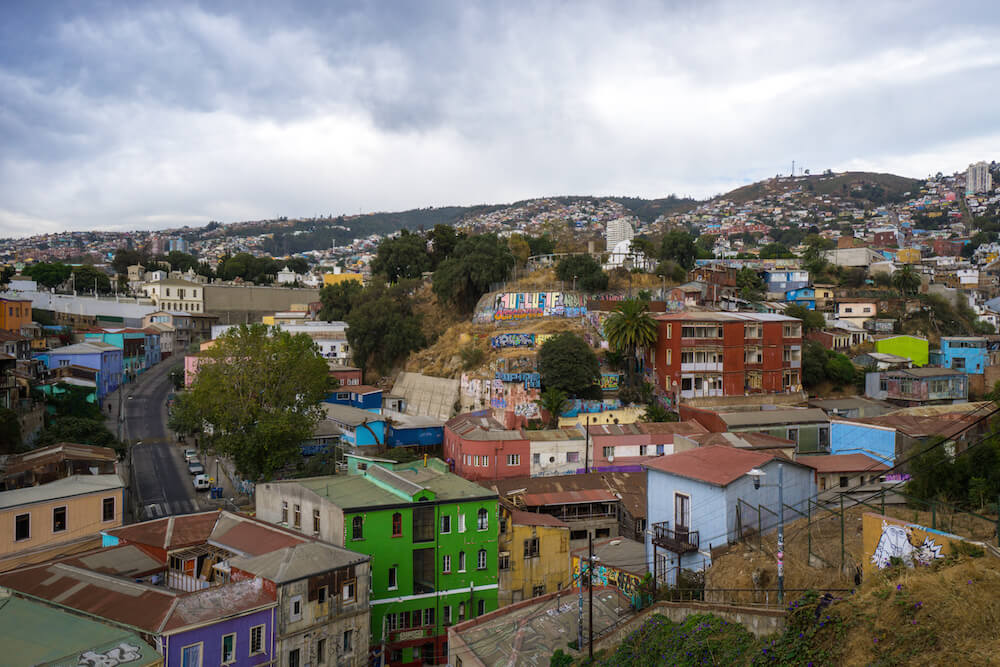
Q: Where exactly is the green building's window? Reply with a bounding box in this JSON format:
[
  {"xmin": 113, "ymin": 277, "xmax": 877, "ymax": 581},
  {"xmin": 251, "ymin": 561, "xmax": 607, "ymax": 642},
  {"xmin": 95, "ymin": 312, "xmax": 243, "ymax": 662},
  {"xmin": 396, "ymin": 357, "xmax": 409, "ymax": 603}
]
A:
[
  {"xmin": 392, "ymin": 512, "xmax": 402, "ymax": 537},
  {"xmin": 351, "ymin": 516, "xmax": 363, "ymax": 540}
]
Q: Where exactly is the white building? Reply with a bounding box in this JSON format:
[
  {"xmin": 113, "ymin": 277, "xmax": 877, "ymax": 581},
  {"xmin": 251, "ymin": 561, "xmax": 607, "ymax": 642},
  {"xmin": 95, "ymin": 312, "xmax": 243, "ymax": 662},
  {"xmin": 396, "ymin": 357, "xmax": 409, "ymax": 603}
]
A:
[
  {"xmin": 141, "ymin": 279, "xmax": 205, "ymax": 313},
  {"xmin": 605, "ymin": 217, "xmax": 635, "ymax": 251},
  {"xmin": 967, "ymin": 161, "xmax": 993, "ymax": 195}
]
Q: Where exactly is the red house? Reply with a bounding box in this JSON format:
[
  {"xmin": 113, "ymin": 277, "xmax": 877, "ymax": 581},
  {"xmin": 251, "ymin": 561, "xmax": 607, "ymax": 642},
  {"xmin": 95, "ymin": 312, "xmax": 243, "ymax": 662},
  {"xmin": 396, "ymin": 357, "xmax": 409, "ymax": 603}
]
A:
[
  {"xmin": 646, "ymin": 312, "xmax": 803, "ymax": 400},
  {"xmin": 444, "ymin": 412, "xmax": 530, "ymax": 481}
]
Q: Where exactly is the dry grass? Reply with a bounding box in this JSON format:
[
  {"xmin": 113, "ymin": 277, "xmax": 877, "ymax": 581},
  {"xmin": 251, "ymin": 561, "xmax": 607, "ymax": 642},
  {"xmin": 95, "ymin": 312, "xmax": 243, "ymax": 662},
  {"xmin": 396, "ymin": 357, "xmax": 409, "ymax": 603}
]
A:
[{"xmin": 707, "ymin": 502, "xmax": 999, "ymax": 599}]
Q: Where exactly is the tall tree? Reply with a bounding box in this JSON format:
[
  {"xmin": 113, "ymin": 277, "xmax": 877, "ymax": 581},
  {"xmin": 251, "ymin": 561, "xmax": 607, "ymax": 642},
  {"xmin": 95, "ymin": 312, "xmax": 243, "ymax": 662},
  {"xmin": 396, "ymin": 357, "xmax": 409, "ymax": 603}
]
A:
[
  {"xmin": 428, "ymin": 224, "xmax": 463, "ymax": 268},
  {"xmin": 736, "ymin": 267, "xmax": 765, "ymax": 301},
  {"xmin": 318, "ymin": 279, "xmax": 364, "ymax": 321},
  {"xmin": 432, "ymin": 234, "xmax": 514, "ymax": 312},
  {"xmin": 184, "ymin": 324, "xmax": 330, "ymax": 480},
  {"xmin": 371, "ymin": 230, "xmax": 432, "ymax": 282},
  {"xmin": 602, "ymin": 298, "xmax": 657, "ymax": 387},
  {"xmin": 538, "ymin": 332, "xmax": 600, "ymax": 397},
  {"xmin": 535, "ymin": 388, "xmax": 568, "ymax": 429},
  {"xmin": 23, "ymin": 262, "xmax": 72, "ymax": 289},
  {"xmin": 785, "ymin": 304, "xmax": 825, "ymax": 333},
  {"xmin": 892, "ymin": 264, "xmax": 921, "ymax": 296},
  {"xmin": 555, "ymin": 254, "xmax": 608, "ymax": 291},
  {"xmin": 346, "ymin": 283, "xmax": 426, "ymax": 377},
  {"xmin": 759, "ymin": 242, "xmax": 794, "ymax": 259},
  {"xmin": 659, "ymin": 231, "xmax": 697, "ymax": 270}
]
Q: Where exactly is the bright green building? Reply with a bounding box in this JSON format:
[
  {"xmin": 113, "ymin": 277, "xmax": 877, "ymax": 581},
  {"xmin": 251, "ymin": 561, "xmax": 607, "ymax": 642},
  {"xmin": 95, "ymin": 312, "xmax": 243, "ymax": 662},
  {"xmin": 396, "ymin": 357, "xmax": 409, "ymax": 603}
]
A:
[
  {"xmin": 257, "ymin": 455, "xmax": 499, "ymax": 666},
  {"xmin": 875, "ymin": 334, "xmax": 929, "ymax": 367}
]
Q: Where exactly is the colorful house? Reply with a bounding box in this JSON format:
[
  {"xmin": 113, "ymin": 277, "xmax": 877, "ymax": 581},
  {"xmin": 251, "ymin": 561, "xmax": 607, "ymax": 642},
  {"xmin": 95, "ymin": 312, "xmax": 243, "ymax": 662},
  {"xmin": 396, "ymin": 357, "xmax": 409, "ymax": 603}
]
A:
[
  {"xmin": 325, "ymin": 384, "xmax": 383, "ymax": 413},
  {"xmin": 784, "ymin": 287, "xmax": 816, "ymax": 310},
  {"xmin": 0, "ymin": 296, "xmax": 31, "ymax": 333},
  {"xmin": 497, "ymin": 503, "xmax": 570, "ymax": 606},
  {"xmin": 34, "ymin": 341, "xmax": 122, "ymax": 400},
  {"xmin": 937, "ymin": 336, "xmax": 988, "ymax": 374},
  {"xmin": 84, "ymin": 328, "xmax": 153, "ymax": 376},
  {"xmin": 875, "ymin": 334, "xmax": 929, "ymax": 367},
  {"xmin": 255, "ymin": 456, "xmax": 500, "ymax": 666},
  {"xmin": 322, "ymin": 403, "xmax": 386, "ymax": 448},
  {"xmin": 866, "ymin": 367, "xmax": 969, "ymax": 405}
]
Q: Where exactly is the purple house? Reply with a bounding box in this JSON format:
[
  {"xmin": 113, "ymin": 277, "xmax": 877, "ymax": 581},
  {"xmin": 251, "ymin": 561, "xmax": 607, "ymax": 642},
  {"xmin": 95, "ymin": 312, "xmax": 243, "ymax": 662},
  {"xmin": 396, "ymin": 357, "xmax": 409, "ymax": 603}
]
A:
[{"xmin": 34, "ymin": 340, "xmax": 123, "ymax": 400}]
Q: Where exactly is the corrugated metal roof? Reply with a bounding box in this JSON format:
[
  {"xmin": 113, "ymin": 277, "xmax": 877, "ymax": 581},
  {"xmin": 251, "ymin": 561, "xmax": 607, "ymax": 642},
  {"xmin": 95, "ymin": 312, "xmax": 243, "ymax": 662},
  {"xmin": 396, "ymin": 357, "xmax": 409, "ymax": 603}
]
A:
[
  {"xmin": 644, "ymin": 445, "xmax": 805, "ymax": 487},
  {"xmin": 509, "ymin": 509, "xmax": 570, "ymax": 528},
  {"xmin": 3, "ymin": 442, "xmax": 117, "ymax": 475},
  {"xmin": 0, "ymin": 474, "xmax": 123, "ymax": 510},
  {"xmin": 720, "ymin": 408, "xmax": 829, "ymax": 428},
  {"xmin": 229, "ymin": 541, "xmax": 369, "ymax": 584},
  {"xmin": 795, "ymin": 453, "xmax": 889, "ymax": 473},
  {"xmin": 522, "ymin": 489, "xmax": 618, "ymax": 506}
]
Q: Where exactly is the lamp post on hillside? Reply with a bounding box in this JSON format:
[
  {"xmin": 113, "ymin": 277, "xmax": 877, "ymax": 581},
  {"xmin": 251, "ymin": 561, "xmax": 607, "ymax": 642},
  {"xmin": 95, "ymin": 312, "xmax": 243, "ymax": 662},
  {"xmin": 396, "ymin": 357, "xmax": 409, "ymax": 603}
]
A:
[{"xmin": 747, "ymin": 463, "xmax": 784, "ymax": 603}]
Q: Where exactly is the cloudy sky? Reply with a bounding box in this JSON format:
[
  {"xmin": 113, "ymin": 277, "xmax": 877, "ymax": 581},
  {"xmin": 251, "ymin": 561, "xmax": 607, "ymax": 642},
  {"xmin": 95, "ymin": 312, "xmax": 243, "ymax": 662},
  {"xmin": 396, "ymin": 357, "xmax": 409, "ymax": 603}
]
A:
[{"xmin": 2, "ymin": 1, "xmax": 1000, "ymax": 237}]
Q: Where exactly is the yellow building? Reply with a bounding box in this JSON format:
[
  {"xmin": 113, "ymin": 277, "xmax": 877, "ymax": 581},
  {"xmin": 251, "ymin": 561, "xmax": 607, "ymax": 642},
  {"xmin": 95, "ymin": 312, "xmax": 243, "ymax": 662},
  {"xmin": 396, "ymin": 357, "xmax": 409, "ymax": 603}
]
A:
[
  {"xmin": 498, "ymin": 503, "xmax": 570, "ymax": 605},
  {"xmin": 896, "ymin": 248, "xmax": 922, "ymax": 264},
  {"xmin": 323, "ymin": 272, "xmax": 364, "ymax": 287},
  {"xmin": 0, "ymin": 474, "xmax": 124, "ymax": 572}
]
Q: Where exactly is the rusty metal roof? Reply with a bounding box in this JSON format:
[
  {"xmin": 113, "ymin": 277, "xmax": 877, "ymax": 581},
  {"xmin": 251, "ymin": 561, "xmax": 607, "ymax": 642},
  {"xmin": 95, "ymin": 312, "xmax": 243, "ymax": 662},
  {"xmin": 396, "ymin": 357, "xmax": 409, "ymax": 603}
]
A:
[
  {"xmin": 3, "ymin": 442, "xmax": 117, "ymax": 475},
  {"xmin": 521, "ymin": 489, "xmax": 618, "ymax": 506}
]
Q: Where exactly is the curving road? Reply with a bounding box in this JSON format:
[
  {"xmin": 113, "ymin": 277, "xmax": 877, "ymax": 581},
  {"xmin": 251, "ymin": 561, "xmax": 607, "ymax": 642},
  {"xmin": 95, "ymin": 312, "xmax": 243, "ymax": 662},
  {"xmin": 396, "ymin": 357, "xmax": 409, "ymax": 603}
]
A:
[{"xmin": 123, "ymin": 359, "xmax": 200, "ymax": 520}]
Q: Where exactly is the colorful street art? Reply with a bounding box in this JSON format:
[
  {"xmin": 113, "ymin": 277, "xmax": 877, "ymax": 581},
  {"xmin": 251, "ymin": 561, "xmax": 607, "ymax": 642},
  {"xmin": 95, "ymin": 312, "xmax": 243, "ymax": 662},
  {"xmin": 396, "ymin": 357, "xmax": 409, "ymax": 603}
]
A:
[
  {"xmin": 599, "ymin": 373, "xmax": 621, "ymax": 391},
  {"xmin": 495, "ymin": 371, "xmax": 541, "ymax": 389},
  {"xmin": 489, "ymin": 333, "xmax": 556, "ymax": 349},
  {"xmin": 477, "ymin": 291, "xmax": 589, "ymax": 322},
  {"xmin": 862, "ymin": 513, "xmax": 968, "ymax": 576},
  {"xmin": 561, "ymin": 398, "xmax": 623, "ymax": 417},
  {"xmin": 572, "ymin": 556, "xmax": 642, "ymax": 606}
]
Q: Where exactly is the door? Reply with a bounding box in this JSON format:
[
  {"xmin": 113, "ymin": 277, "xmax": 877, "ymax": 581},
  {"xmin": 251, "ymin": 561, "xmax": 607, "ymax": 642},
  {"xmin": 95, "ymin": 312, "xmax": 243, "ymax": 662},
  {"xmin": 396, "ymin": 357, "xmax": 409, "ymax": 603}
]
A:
[{"xmin": 674, "ymin": 493, "xmax": 691, "ymax": 542}]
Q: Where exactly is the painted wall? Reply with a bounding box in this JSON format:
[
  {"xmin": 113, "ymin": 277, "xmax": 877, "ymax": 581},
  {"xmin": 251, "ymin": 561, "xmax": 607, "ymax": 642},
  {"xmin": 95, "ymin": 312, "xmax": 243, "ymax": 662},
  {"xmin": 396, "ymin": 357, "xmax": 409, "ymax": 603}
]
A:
[
  {"xmin": 862, "ymin": 512, "xmax": 972, "ymax": 577},
  {"xmin": 0, "ymin": 298, "xmax": 31, "ymax": 332},
  {"xmin": 163, "ymin": 605, "xmax": 274, "ymax": 667},
  {"xmin": 499, "ymin": 513, "xmax": 570, "ymax": 605},
  {"xmin": 831, "ymin": 420, "xmax": 896, "ymax": 463},
  {"xmin": 0, "ymin": 485, "xmax": 123, "ymax": 559},
  {"xmin": 875, "ymin": 336, "xmax": 929, "ymax": 367},
  {"xmin": 571, "ymin": 556, "xmax": 644, "ymax": 608},
  {"xmin": 387, "ymin": 424, "xmax": 443, "ymax": 448},
  {"xmin": 940, "ymin": 338, "xmax": 988, "ymax": 374},
  {"xmin": 255, "ymin": 482, "xmax": 346, "ymax": 547},
  {"xmin": 729, "ymin": 422, "xmax": 829, "ymax": 454}
]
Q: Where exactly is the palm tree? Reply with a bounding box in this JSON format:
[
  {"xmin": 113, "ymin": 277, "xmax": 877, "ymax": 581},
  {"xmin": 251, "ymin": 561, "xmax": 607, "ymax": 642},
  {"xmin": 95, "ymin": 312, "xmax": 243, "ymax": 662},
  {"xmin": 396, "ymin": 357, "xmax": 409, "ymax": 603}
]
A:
[
  {"xmin": 535, "ymin": 388, "xmax": 568, "ymax": 429},
  {"xmin": 892, "ymin": 264, "xmax": 921, "ymax": 296},
  {"xmin": 603, "ymin": 298, "xmax": 657, "ymax": 387}
]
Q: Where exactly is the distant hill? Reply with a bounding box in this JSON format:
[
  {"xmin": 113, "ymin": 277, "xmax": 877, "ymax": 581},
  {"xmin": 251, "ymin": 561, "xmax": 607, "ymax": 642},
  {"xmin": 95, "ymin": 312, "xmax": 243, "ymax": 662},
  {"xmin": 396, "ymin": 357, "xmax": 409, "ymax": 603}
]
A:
[{"xmin": 715, "ymin": 171, "xmax": 923, "ymax": 207}]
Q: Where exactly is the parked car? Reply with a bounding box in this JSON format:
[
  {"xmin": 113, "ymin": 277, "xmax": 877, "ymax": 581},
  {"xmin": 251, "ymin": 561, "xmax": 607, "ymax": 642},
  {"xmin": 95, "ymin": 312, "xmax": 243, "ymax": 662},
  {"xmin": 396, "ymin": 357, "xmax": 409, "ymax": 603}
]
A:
[
  {"xmin": 183, "ymin": 448, "xmax": 198, "ymax": 462},
  {"xmin": 188, "ymin": 461, "xmax": 204, "ymax": 475},
  {"xmin": 193, "ymin": 474, "xmax": 211, "ymax": 491}
]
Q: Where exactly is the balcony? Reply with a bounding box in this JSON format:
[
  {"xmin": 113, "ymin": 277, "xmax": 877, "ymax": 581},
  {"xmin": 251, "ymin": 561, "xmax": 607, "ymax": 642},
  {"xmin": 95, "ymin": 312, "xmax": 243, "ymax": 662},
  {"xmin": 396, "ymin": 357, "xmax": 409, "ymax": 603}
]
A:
[{"xmin": 651, "ymin": 521, "xmax": 699, "ymax": 554}]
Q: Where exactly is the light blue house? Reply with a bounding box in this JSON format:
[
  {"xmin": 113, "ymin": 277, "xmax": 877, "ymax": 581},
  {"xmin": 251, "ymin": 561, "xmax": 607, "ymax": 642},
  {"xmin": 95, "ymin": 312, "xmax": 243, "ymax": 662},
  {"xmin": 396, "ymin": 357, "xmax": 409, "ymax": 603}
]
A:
[
  {"xmin": 322, "ymin": 403, "xmax": 387, "ymax": 448},
  {"xmin": 325, "ymin": 384, "xmax": 383, "ymax": 413},
  {"xmin": 764, "ymin": 270, "xmax": 809, "ymax": 293},
  {"xmin": 784, "ymin": 287, "xmax": 816, "ymax": 310},
  {"xmin": 830, "ymin": 419, "xmax": 896, "ymax": 463},
  {"xmin": 938, "ymin": 337, "xmax": 988, "ymax": 375},
  {"xmin": 35, "ymin": 341, "xmax": 123, "ymax": 401},
  {"xmin": 645, "ymin": 446, "xmax": 815, "ymax": 585}
]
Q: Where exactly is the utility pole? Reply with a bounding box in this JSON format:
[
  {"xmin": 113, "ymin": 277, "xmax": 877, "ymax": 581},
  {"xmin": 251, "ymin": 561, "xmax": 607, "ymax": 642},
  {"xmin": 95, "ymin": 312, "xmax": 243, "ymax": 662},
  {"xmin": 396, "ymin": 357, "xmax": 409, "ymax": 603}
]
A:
[
  {"xmin": 583, "ymin": 415, "xmax": 591, "ymax": 474},
  {"xmin": 577, "ymin": 555, "xmax": 584, "ymax": 651},
  {"xmin": 777, "ymin": 461, "xmax": 785, "ymax": 604},
  {"xmin": 588, "ymin": 533, "xmax": 594, "ymax": 660}
]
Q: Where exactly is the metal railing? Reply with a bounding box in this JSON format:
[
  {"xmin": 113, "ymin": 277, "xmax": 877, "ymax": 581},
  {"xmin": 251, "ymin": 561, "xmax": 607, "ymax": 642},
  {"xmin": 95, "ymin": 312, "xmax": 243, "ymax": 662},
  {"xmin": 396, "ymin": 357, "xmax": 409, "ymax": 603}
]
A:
[{"xmin": 651, "ymin": 521, "xmax": 700, "ymax": 554}]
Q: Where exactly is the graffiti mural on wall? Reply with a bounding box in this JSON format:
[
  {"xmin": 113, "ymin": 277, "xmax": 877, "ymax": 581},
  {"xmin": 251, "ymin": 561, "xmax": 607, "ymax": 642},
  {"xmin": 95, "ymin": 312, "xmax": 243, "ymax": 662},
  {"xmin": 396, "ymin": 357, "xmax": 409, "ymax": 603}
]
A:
[
  {"xmin": 561, "ymin": 398, "xmax": 623, "ymax": 417},
  {"xmin": 495, "ymin": 371, "xmax": 541, "ymax": 389},
  {"xmin": 572, "ymin": 557, "xmax": 642, "ymax": 603},
  {"xmin": 599, "ymin": 373, "xmax": 621, "ymax": 391},
  {"xmin": 477, "ymin": 291, "xmax": 589, "ymax": 322},
  {"xmin": 862, "ymin": 512, "xmax": 964, "ymax": 576},
  {"xmin": 491, "ymin": 332, "xmax": 536, "ymax": 348},
  {"xmin": 491, "ymin": 356, "xmax": 538, "ymax": 373}
]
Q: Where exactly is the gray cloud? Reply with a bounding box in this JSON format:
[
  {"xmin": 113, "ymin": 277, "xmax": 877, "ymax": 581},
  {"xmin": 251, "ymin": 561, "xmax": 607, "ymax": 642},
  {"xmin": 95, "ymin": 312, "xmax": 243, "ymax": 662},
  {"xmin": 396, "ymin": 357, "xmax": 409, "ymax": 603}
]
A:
[{"xmin": 2, "ymin": 0, "xmax": 1000, "ymax": 237}]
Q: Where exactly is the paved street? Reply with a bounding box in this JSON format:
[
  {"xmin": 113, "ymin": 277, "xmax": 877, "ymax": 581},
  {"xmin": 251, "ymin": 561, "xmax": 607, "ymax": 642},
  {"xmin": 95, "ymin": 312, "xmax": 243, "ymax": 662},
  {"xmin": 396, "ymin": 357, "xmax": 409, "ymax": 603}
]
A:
[{"xmin": 117, "ymin": 359, "xmax": 200, "ymax": 520}]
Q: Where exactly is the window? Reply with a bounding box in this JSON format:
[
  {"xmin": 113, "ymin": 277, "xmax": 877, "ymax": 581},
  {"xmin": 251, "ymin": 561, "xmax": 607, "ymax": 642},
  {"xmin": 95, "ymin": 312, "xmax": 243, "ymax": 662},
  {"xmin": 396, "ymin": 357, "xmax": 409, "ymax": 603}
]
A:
[
  {"xmin": 342, "ymin": 630, "xmax": 352, "ymax": 654},
  {"xmin": 845, "ymin": 307, "xmax": 853, "ymax": 313},
  {"xmin": 441, "ymin": 515, "xmax": 451, "ymax": 533},
  {"xmin": 507, "ymin": 454, "xmax": 520, "ymax": 466},
  {"xmin": 181, "ymin": 643, "xmax": 202, "ymax": 667},
  {"xmin": 52, "ymin": 506, "xmax": 66, "ymax": 533},
  {"xmin": 289, "ymin": 648, "xmax": 300, "ymax": 667},
  {"xmin": 819, "ymin": 427, "xmax": 830, "ymax": 447},
  {"xmin": 499, "ymin": 552, "xmax": 510, "ymax": 570},
  {"xmin": 392, "ymin": 512, "xmax": 402, "ymax": 537},
  {"xmin": 477, "ymin": 508, "xmax": 488, "ymax": 530},
  {"xmin": 458, "ymin": 513, "xmax": 466, "ymax": 533},
  {"xmin": 290, "ymin": 595, "xmax": 302, "ymax": 621},
  {"xmin": 532, "ymin": 453, "xmax": 541, "ymax": 464},
  {"xmin": 221, "ymin": 634, "xmax": 235, "ymax": 664},
  {"xmin": 787, "ymin": 428, "xmax": 799, "ymax": 443},
  {"xmin": 639, "ymin": 445, "xmax": 647, "ymax": 456},
  {"xmin": 352, "ymin": 516, "xmax": 363, "ymax": 540},
  {"xmin": 443, "ymin": 554, "xmax": 452, "ymax": 573},
  {"xmin": 424, "ymin": 607, "xmax": 435, "ymax": 626},
  {"xmin": 863, "ymin": 307, "xmax": 872, "ymax": 313},
  {"xmin": 388, "ymin": 566, "xmax": 397, "ymax": 590},
  {"xmin": 316, "ymin": 637, "xmax": 326, "ymax": 663},
  {"xmin": 567, "ymin": 451, "xmax": 579, "ymax": 463},
  {"xmin": 524, "ymin": 537, "xmax": 540, "ymax": 558},
  {"xmin": 102, "ymin": 497, "xmax": 115, "ymax": 522},
  {"xmin": 15, "ymin": 513, "xmax": 29, "ymax": 541},
  {"xmin": 595, "ymin": 528, "xmax": 611, "ymax": 538},
  {"xmin": 603, "ymin": 446, "xmax": 614, "ymax": 458},
  {"xmin": 570, "ymin": 529, "xmax": 588, "ymax": 541},
  {"xmin": 477, "ymin": 548, "xmax": 487, "ymax": 570},
  {"xmin": 533, "ymin": 584, "xmax": 546, "ymax": 597},
  {"xmin": 666, "ymin": 348, "xmax": 672, "ymax": 365},
  {"xmin": 667, "ymin": 323, "xmax": 672, "ymax": 339},
  {"xmin": 458, "ymin": 551, "xmax": 467, "ymax": 572},
  {"xmin": 478, "ymin": 599, "xmax": 486, "ymax": 616},
  {"xmin": 839, "ymin": 476, "xmax": 849, "ymax": 488},
  {"xmin": 783, "ymin": 323, "xmax": 802, "ymax": 337},
  {"xmin": 343, "ymin": 580, "xmax": 356, "ymax": 602},
  {"xmin": 444, "ymin": 605, "xmax": 452, "ymax": 625},
  {"xmin": 458, "ymin": 602, "xmax": 466, "ymax": 621},
  {"xmin": 293, "ymin": 504, "xmax": 301, "ymax": 529}
]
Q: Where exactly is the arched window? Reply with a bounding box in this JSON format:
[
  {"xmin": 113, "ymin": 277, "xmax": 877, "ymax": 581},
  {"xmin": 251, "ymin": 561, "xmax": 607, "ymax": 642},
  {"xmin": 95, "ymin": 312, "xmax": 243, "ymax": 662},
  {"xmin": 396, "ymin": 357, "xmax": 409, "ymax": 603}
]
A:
[
  {"xmin": 477, "ymin": 548, "xmax": 487, "ymax": 570},
  {"xmin": 392, "ymin": 512, "xmax": 402, "ymax": 537},
  {"xmin": 352, "ymin": 515, "xmax": 363, "ymax": 540},
  {"xmin": 477, "ymin": 508, "xmax": 488, "ymax": 531}
]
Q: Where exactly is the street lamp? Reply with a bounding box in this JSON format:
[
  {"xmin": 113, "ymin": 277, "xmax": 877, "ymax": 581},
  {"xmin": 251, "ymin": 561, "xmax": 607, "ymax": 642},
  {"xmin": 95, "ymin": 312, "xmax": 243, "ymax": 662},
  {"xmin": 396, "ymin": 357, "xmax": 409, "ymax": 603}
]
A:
[{"xmin": 746, "ymin": 463, "xmax": 784, "ymax": 603}]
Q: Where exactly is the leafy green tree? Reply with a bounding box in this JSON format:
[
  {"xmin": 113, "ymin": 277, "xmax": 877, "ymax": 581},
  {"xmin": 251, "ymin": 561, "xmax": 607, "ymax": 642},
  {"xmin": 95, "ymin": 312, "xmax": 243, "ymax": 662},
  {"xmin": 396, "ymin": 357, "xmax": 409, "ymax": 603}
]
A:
[
  {"xmin": 802, "ymin": 340, "xmax": 828, "ymax": 388},
  {"xmin": 526, "ymin": 234, "xmax": 555, "ymax": 257},
  {"xmin": 892, "ymin": 264, "xmax": 921, "ymax": 296},
  {"xmin": 432, "ymin": 234, "xmax": 514, "ymax": 312},
  {"xmin": 346, "ymin": 283, "xmax": 426, "ymax": 376},
  {"xmin": 0, "ymin": 407, "xmax": 22, "ymax": 454},
  {"xmin": 538, "ymin": 332, "xmax": 600, "ymax": 397},
  {"xmin": 655, "ymin": 260, "xmax": 687, "ymax": 283},
  {"xmin": 219, "ymin": 253, "xmax": 280, "ymax": 283},
  {"xmin": 284, "ymin": 257, "xmax": 310, "ymax": 274},
  {"xmin": 555, "ymin": 254, "xmax": 608, "ymax": 291},
  {"xmin": 659, "ymin": 231, "xmax": 697, "ymax": 270},
  {"xmin": 801, "ymin": 235, "xmax": 833, "ymax": 275},
  {"xmin": 23, "ymin": 262, "xmax": 73, "ymax": 289},
  {"xmin": 603, "ymin": 299, "xmax": 657, "ymax": 387},
  {"xmin": 642, "ymin": 402, "xmax": 678, "ymax": 422},
  {"xmin": 37, "ymin": 417, "xmax": 121, "ymax": 452},
  {"xmin": 164, "ymin": 251, "xmax": 200, "ymax": 272},
  {"xmin": 508, "ymin": 234, "xmax": 531, "ymax": 266},
  {"xmin": 112, "ymin": 248, "xmax": 149, "ymax": 275},
  {"xmin": 785, "ymin": 304, "xmax": 825, "ymax": 333},
  {"xmin": 824, "ymin": 353, "xmax": 856, "ymax": 387},
  {"xmin": 535, "ymin": 388, "xmax": 568, "ymax": 429},
  {"xmin": 371, "ymin": 230, "xmax": 431, "ymax": 282},
  {"xmin": 318, "ymin": 279, "xmax": 364, "ymax": 321},
  {"xmin": 759, "ymin": 242, "xmax": 794, "ymax": 259},
  {"xmin": 736, "ymin": 267, "xmax": 765, "ymax": 301},
  {"xmin": 70, "ymin": 265, "xmax": 112, "ymax": 294},
  {"xmin": 185, "ymin": 324, "xmax": 330, "ymax": 480},
  {"xmin": 428, "ymin": 224, "xmax": 463, "ymax": 268},
  {"xmin": 629, "ymin": 237, "xmax": 656, "ymax": 262}
]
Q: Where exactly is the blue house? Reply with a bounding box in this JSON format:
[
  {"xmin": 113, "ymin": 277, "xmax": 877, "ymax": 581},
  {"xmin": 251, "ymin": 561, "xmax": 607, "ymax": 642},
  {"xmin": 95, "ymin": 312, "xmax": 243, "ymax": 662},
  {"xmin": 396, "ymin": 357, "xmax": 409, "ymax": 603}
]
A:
[
  {"xmin": 322, "ymin": 403, "xmax": 387, "ymax": 447},
  {"xmin": 386, "ymin": 414, "xmax": 444, "ymax": 448},
  {"xmin": 325, "ymin": 384, "xmax": 383, "ymax": 413},
  {"xmin": 764, "ymin": 270, "xmax": 809, "ymax": 293},
  {"xmin": 784, "ymin": 287, "xmax": 816, "ymax": 310},
  {"xmin": 829, "ymin": 419, "xmax": 896, "ymax": 463},
  {"xmin": 644, "ymin": 446, "xmax": 815, "ymax": 585},
  {"xmin": 35, "ymin": 341, "xmax": 123, "ymax": 401},
  {"xmin": 938, "ymin": 337, "xmax": 988, "ymax": 375}
]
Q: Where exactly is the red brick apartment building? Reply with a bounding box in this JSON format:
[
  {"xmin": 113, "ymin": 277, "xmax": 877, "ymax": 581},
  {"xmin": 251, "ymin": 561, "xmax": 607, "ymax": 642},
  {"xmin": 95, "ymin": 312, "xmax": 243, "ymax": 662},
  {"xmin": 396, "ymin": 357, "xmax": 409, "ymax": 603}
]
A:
[{"xmin": 647, "ymin": 312, "xmax": 803, "ymax": 399}]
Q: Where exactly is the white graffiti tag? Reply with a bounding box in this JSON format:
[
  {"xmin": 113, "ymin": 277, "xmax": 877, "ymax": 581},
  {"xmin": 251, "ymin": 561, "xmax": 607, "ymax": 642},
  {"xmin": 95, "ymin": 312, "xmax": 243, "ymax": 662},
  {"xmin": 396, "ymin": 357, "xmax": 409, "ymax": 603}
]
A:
[
  {"xmin": 78, "ymin": 642, "xmax": 143, "ymax": 667},
  {"xmin": 870, "ymin": 521, "xmax": 944, "ymax": 570}
]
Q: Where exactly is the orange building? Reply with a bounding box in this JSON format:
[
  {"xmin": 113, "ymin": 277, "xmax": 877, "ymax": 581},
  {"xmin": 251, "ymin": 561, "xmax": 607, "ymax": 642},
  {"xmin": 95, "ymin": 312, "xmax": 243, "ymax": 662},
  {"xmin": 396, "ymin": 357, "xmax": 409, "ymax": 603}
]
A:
[{"xmin": 0, "ymin": 297, "xmax": 31, "ymax": 332}]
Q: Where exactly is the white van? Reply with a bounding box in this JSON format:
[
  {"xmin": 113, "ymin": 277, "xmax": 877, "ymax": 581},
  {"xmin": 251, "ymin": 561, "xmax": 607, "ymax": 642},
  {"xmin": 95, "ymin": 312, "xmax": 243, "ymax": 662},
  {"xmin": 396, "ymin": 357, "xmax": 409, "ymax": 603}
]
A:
[{"xmin": 193, "ymin": 474, "xmax": 211, "ymax": 491}]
